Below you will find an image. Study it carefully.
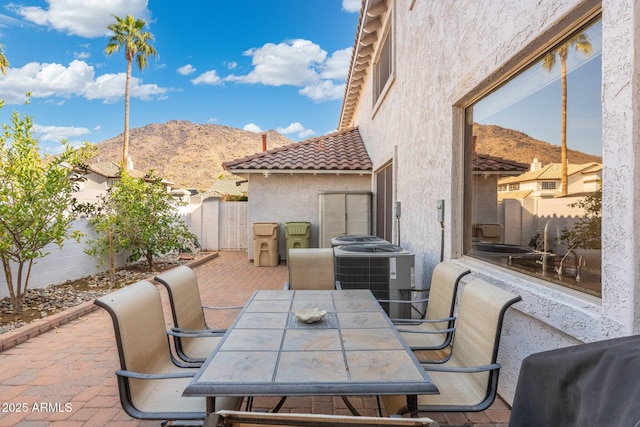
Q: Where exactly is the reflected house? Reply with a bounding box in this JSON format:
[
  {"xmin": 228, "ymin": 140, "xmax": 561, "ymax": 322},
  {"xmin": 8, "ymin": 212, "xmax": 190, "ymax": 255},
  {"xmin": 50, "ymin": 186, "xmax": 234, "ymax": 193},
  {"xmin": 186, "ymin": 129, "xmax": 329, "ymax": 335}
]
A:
[
  {"xmin": 498, "ymin": 158, "xmax": 602, "ymax": 201},
  {"xmin": 472, "ymin": 152, "xmax": 529, "ymax": 243}
]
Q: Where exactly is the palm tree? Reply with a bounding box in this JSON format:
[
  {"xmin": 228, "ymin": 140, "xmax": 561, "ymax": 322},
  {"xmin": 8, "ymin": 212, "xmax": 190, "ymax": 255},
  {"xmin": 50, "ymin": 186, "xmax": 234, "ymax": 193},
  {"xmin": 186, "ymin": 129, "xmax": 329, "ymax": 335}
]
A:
[
  {"xmin": 542, "ymin": 33, "xmax": 592, "ymax": 196},
  {"xmin": 105, "ymin": 15, "xmax": 157, "ymax": 169},
  {"xmin": 0, "ymin": 44, "xmax": 10, "ymax": 75}
]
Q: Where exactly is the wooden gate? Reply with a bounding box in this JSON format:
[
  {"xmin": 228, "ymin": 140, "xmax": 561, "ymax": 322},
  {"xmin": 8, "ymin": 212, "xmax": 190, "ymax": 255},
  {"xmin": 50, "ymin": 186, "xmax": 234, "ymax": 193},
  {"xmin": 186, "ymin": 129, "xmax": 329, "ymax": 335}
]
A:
[{"xmin": 219, "ymin": 201, "xmax": 248, "ymax": 250}]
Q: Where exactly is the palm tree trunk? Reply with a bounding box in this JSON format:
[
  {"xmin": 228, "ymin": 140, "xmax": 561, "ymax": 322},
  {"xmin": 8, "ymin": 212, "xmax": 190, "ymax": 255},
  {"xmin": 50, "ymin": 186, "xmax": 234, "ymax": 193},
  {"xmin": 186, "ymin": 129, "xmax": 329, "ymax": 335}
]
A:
[
  {"xmin": 123, "ymin": 59, "xmax": 132, "ymax": 169},
  {"xmin": 560, "ymin": 57, "xmax": 568, "ymax": 196}
]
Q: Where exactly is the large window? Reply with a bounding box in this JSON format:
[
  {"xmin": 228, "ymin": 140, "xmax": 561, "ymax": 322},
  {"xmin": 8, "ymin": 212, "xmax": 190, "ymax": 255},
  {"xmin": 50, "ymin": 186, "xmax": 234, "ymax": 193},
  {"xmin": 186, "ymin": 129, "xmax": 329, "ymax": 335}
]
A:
[
  {"xmin": 373, "ymin": 28, "xmax": 393, "ymax": 105},
  {"xmin": 465, "ymin": 17, "xmax": 602, "ymax": 296}
]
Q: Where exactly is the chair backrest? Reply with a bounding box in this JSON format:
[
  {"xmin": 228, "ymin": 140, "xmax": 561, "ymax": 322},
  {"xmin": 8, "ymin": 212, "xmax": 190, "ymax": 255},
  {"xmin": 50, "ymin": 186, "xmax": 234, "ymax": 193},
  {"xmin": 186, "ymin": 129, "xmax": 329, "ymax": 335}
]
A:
[
  {"xmin": 449, "ymin": 278, "xmax": 522, "ymax": 399},
  {"xmin": 424, "ymin": 262, "xmax": 470, "ymax": 322},
  {"xmin": 95, "ymin": 280, "xmax": 204, "ymax": 420},
  {"xmin": 287, "ymin": 248, "xmax": 337, "ymax": 290},
  {"xmin": 155, "ymin": 265, "xmax": 207, "ymax": 332},
  {"xmin": 212, "ymin": 410, "xmax": 439, "ymax": 426},
  {"xmin": 95, "ymin": 280, "xmax": 175, "ymax": 375}
]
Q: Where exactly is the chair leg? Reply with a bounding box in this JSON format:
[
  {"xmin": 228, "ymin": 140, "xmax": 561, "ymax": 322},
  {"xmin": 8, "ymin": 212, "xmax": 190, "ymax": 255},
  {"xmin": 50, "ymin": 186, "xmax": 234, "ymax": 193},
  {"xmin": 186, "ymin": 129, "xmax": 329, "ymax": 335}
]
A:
[
  {"xmin": 341, "ymin": 396, "xmax": 361, "ymax": 416},
  {"xmin": 244, "ymin": 396, "xmax": 254, "ymax": 411},
  {"xmin": 269, "ymin": 396, "xmax": 288, "ymax": 413}
]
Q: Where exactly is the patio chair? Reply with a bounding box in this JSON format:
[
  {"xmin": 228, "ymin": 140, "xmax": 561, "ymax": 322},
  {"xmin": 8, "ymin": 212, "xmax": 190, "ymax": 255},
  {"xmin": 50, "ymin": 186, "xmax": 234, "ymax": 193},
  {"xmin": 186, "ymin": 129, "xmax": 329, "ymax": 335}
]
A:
[
  {"xmin": 155, "ymin": 265, "xmax": 243, "ymax": 364},
  {"xmin": 208, "ymin": 410, "xmax": 439, "ymax": 426},
  {"xmin": 95, "ymin": 280, "xmax": 243, "ymax": 424},
  {"xmin": 381, "ymin": 278, "xmax": 521, "ymax": 416},
  {"xmin": 380, "ymin": 262, "xmax": 470, "ymax": 352},
  {"xmin": 284, "ymin": 248, "xmax": 342, "ymax": 290}
]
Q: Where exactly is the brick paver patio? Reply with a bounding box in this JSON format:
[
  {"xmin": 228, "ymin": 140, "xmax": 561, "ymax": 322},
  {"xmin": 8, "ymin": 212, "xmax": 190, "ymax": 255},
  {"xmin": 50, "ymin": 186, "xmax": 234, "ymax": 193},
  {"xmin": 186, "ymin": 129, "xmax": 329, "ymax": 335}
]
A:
[{"xmin": 0, "ymin": 251, "xmax": 510, "ymax": 426}]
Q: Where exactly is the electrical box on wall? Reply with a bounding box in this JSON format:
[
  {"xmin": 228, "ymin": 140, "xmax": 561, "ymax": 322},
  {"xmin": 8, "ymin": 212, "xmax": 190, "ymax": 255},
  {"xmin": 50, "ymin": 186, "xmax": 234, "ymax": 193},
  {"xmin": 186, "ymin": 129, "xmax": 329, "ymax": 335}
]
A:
[{"xmin": 436, "ymin": 199, "xmax": 445, "ymax": 222}]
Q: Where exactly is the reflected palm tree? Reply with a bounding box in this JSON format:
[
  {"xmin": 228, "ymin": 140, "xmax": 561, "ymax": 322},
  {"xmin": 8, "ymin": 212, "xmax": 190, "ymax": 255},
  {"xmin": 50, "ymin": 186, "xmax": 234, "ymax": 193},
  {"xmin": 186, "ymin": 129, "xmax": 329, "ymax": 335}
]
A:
[
  {"xmin": 0, "ymin": 44, "xmax": 9, "ymax": 75},
  {"xmin": 105, "ymin": 15, "xmax": 158, "ymax": 169},
  {"xmin": 542, "ymin": 33, "xmax": 592, "ymax": 196}
]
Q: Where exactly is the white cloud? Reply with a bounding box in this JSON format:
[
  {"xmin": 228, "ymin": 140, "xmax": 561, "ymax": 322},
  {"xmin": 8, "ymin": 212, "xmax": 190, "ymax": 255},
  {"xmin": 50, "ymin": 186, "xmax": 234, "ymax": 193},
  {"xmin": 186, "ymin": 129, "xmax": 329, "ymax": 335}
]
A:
[
  {"xmin": 191, "ymin": 70, "xmax": 222, "ymax": 86},
  {"xmin": 276, "ymin": 122, "xmax": 315, "ymax": 139},
  {"xmin": 299, "ymin": 80, "xmax": 345, "ymax": 102},
  {"xmin": 227, "ymin": 39, "xmax": 326, "ymax": 87},
  {"xmin": 321, "ymin": 47, "xmax": 352, "ymax": 80},
  {"xmin": 223, "ymin": 39, "xmax": 349, "ymax": 102},
  {"xmin": 12, "ymin": 0, "xmax": 151, "ymax": 38},
  {"xmin": 33, "ymin": 124, "xmax": 91, "ymax": 142},
  {"xmin": 243, "ymin": 123, "xmax": 262, "ymax": 133},
  {"xmin": 342, "ymin": 0, "xmax": 361, "ymax": 13},
  {"xmin": 0, "ymin": 60, "xmax": 170, "ymax": 104},
  {"xmin": 226, "ymin": 61, "xmax": 237, "ymax": 70},
  {"xmin": 177, "ymin": 64, "xmax": 196, "ymax": 75},
  {"xmin": 73, "ymin": 51, "xmax": 91, "ymax": 60}
]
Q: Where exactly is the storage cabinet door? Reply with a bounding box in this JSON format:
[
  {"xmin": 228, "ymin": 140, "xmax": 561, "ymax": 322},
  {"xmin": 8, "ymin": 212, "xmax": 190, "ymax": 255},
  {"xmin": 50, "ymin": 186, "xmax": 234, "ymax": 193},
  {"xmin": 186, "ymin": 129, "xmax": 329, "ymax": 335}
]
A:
[
  {"xmin": 346, "ymin": 193, "xmax": 371, "ymax": 236},
  {"xmin": 319, "ymin": 193, "xmax": 346, "ymax": 247}
]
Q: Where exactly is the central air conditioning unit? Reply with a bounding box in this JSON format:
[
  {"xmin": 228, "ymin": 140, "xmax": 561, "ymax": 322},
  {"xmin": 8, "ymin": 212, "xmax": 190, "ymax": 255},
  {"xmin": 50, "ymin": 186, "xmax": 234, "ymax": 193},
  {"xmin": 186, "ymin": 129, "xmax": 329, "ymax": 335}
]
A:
[
  {"xmin": 334, "ymin": 243, "xmax": 415, "ymax": 319},
  {"xmin": 331, "ymin": 234, "xmax": 389, "ymax": 247}
]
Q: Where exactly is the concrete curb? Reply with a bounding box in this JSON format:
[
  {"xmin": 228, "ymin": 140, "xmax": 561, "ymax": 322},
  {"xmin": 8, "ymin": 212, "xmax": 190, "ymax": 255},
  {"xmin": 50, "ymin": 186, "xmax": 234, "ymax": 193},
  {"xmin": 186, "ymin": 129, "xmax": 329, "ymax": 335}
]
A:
[{"xmin": 0, "ymin": 252, "xmax": 219, "ymax": 353}]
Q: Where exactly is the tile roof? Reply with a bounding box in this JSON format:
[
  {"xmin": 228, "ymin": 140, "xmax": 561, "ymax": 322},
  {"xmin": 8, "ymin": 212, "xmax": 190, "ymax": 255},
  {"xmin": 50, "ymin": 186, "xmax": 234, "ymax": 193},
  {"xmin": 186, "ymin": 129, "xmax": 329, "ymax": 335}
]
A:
[
  {"xmin": 499, "ymin": 162, "xmax": 600, "ymax": 184},
  {"xmin": 203, "ymin": 179, "xmax": 248, "ymax": 198},
  {"xmin": 473, "ymin": 153, "xmax": 529, "ymax": 174},
  {"xmin": 222, "ymin": 127, "xmax": 372, "ymax": 173},
  {"xmin": 85, "ymin": 161, "xmax": 174, "ymax": 186}
]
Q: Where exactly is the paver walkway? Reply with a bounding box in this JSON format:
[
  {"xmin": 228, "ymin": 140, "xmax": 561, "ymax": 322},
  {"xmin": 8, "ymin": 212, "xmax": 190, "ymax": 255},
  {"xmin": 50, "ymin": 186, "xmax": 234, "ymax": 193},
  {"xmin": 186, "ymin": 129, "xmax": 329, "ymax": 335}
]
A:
[{"xmin": 0, "ymin": 251, "xmax": 511, "ymax": 426}]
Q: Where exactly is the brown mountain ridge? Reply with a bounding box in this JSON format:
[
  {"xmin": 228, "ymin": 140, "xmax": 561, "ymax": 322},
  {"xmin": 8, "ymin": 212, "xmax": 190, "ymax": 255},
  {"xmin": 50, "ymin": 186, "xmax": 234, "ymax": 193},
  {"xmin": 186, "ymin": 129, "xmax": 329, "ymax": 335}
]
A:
[
  {"xmin": 474, "ymin": 123, "xmax": 602, "ymax": 166},
  {"xmin": 95, "ymin": 121, "xmax": 601, "ymax": 191},
  {"xmin": 95, "ymin": 120, "xmax": 293, "ymax": 190}
]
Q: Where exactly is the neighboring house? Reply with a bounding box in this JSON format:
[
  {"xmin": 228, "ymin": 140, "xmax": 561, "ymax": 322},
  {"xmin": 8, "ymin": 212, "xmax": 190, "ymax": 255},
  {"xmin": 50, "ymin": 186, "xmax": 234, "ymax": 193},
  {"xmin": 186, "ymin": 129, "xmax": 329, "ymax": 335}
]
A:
[
  {"xmin": 73, "ymin": 161, "xmax": 174, "ymax": 205},
  {"xmin": 498, "ymin": 158, "xmax": 602, "ymax": 201},
  {"xmin": 203, "ymin": 179, "xmax": 249, "ymax": 200},
  {"xmin": 223, "ymin": 127, "xmax": 372, "ymax": 260},
  {"xmin": 337, "ymin": 0, "xmax": 633, "ymax": 406}
]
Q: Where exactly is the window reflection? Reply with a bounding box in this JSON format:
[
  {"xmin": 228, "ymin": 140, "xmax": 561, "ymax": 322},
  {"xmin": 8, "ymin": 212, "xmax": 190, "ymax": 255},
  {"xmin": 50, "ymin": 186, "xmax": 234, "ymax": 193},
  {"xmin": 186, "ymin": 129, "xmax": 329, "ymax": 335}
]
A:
[{"xmin": 466, "ymin": 18, "xmax": 602, "ymax": 296}]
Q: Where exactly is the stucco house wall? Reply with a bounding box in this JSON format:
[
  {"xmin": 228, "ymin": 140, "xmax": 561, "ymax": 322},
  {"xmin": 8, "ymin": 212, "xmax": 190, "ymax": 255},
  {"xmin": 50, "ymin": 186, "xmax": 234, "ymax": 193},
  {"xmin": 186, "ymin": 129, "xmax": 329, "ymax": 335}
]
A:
[
  {"xmin": 345, "ymin": 0, "xmax": 639, "ymax": 404},
  {"xmin": 245, "ymin": 173, "xmax": 371, "ymax": 261}
]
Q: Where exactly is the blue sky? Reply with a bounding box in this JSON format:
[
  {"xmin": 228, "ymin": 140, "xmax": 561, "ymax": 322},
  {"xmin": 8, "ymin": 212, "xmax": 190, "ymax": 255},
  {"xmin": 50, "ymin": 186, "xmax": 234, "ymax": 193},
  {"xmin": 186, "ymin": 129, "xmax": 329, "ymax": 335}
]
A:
[{"xmin": 0, "ymin": 0, "xmax": 361, "ymax": 153}]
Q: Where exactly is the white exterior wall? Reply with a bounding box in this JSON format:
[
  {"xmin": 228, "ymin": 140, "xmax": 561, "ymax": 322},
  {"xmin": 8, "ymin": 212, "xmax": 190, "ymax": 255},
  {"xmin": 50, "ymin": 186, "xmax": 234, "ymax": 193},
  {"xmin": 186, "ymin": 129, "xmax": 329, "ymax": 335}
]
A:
[
  {"xmin": 245, "ymin": 173, "xmax": 371, "ymax": 261},
  {"xmin": 350, "ymin": 0, "xmax": 639, "ymax": 404},
  {"xmin": 0, "ymin": 219, "xmax": 128, "ymax": 299}
]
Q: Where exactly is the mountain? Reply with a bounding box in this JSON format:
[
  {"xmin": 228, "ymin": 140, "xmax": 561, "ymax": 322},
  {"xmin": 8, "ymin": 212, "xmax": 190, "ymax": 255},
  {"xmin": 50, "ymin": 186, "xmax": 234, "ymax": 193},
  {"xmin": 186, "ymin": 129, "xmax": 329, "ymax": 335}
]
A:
[
  {"xmin": 94, "ymin": 120, "xmax": 293, "ymax": 190},
  {"xmin": 474, "ymin": 124, "xmax": 602, "ymax": 166}
]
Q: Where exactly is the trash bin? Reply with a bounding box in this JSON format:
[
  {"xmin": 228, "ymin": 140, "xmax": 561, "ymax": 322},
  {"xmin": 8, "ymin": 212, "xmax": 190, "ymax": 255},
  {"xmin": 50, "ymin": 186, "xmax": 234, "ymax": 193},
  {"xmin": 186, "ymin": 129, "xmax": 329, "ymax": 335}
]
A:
[
  {"xmin": 252, "ymin": 222, "xmax": 279, "ymax": 266},
  {"xmin": 285, "ymin": 221, "xmax": 311, "ymax": 259}
]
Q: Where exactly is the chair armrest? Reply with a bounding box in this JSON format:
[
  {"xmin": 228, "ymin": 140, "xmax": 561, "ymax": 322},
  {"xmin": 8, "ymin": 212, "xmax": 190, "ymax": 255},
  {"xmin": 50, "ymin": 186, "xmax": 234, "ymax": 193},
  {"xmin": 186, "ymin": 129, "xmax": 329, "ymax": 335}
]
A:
[
  {"xmin": 420, "ymin": 363, "xmax": 501, "ymax": 373},
  {"xmin": 115, "ymin": 369, "xmax": 196, "ymax": 380},
  {"xmin": 203, "ymin": 304, "xmax": 243, "ymax": 311},
  {"xmin": 393, "ymin": 316, "xmax": 455, "ymax": 325},
  {"xmin": 379, "ymin": 298, "xmax": 429, "ymax": 305},
  {"xmin": 167, "ymin": 330, "xmax": 221, "ymax": 338},
  {"xmin": 396, "ymin": 327, "xmax": 455, "ymax": 334},
  {"xmin": 171, "ymin": 326, "xmax": 226, "ymax": 335}
]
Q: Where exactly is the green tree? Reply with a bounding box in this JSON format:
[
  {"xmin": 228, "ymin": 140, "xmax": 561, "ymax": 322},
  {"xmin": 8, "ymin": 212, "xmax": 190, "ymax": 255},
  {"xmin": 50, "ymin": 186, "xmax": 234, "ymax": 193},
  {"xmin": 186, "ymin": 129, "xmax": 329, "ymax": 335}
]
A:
[
  {"xmin": 0, "ymin": 44, "xmax": 9, "ymax": 75},
  {"xmin": 560, "ymin": 186, "xmax": 602, "ymax": 250},
  {"xmin": 86, "ymin": 171, "xmax": 197, "ymax": 274},
  {"xmin": 105, "ymin": 15, "xmax": 157, "ymax": 168},
  {"xmin": 542, "ymin": 33, "xmax": 592, "ymax": 196},
  {"xmin": 0, "ymin": 107, "xmax": 95, "ymax": 313}
]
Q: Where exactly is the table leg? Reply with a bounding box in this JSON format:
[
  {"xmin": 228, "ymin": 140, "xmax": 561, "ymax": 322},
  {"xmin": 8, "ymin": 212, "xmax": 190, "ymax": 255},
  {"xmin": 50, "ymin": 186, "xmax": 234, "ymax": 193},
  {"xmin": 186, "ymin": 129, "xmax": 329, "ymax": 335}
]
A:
[
  {"xmin": 407, "ymin": 395, "xmax": 419, "ymax": 417},
  {"xmin": 206, "ymin": 396, "xmax": 216, "ymax": 413}
]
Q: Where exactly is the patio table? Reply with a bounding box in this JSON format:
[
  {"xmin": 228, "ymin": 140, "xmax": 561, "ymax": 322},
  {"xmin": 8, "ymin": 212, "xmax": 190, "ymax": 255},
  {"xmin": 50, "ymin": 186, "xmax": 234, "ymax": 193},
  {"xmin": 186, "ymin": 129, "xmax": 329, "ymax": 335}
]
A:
[{"xmin": 183, "ymin": 289, "xmax": 438, "ymax": 416}]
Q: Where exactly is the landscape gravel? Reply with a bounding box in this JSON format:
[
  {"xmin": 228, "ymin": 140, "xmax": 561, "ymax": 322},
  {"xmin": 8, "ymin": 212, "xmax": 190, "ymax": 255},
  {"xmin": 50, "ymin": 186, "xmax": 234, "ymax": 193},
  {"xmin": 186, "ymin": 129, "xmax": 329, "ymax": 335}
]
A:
[{"xmin": 0, "ymin": 253, "xmax": 203, "ymax": 334}]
